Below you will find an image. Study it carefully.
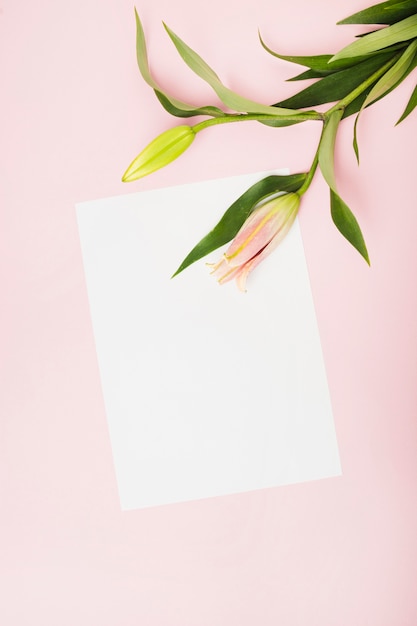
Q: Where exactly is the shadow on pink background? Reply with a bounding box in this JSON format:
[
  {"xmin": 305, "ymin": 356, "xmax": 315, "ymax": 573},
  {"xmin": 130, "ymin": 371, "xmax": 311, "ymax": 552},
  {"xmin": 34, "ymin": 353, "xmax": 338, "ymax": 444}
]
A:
[{"xmin": 1, "ymin": 0, "xmax": 416, "ymax": 624}]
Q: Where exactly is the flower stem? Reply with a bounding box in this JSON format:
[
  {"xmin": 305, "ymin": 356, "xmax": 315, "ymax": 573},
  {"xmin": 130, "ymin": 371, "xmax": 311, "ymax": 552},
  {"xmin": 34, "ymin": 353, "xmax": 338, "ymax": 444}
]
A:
[
  {"xmin": 192, "ymin": 51, "xmax": 402, "ymax": 200},
  {"xmin": 193, "ymin": 111, "xmax": 324, "ymax": 133},
  {"xmin": 294, "ymin": 51, "xmax": 403, "ymax": 197},
  {"xmin": 297, "ymin": 152, "xmax": 319, "ymax": 196}
]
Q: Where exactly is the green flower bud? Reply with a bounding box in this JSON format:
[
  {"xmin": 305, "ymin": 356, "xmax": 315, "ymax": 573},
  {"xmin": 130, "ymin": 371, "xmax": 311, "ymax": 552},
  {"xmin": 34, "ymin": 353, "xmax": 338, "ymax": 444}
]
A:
[{"xmin": 122, "ymin": 125, "xmax": 195, "ymax": 182}]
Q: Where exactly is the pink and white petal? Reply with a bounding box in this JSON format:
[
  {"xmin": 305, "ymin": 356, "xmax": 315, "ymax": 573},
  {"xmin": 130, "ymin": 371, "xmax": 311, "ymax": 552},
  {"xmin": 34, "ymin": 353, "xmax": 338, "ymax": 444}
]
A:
[
  {"xmin": 226, "ymin": 201, "xmax": 279, "ymax": 252},
  {"xmin": 234, "ymin": 209, "xmax": 298, "ymax": 290},
  {"xmin": 218, "ymin": 265, "xmax": 241, "ymax": 285},
  {"xmin": 225, "ymin": 195, "xmax": 298, "ymax": 267},
  {"xmin": 225, "ymin": 212, "xmax": 283, "ymax": 266},
  {"xmin": 207, "ymin": 256, "xmax": 241, "ymax": 285},
  {"xmin": 234, "ymin": 258, "xmax": 260, "ymax": 292}
]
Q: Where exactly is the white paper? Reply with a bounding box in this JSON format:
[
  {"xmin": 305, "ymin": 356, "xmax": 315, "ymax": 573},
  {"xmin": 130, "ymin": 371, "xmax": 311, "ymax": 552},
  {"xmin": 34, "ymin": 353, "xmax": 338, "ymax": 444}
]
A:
[{"xmin": 76, "ymin": 171, "xmax": 341, "ymax": 509}]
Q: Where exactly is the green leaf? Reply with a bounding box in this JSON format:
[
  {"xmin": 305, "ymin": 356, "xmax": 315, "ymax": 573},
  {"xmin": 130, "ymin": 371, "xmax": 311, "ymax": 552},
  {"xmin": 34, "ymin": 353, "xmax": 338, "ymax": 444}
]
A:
[
  {"xmin": 287, "ymin": 68, "xmax": 328, "ymax": 81},
  {"xmin": 330, "ymin": 190, "xmax": 370, "ymax": 264},
  {"xmin": 353, "ymin": 114, "xmax": 360, "ymax": 164},
  {"xmin": 274, "ymin": 50, "xmax": 400, "ymax": 109},
  {"xmin": 259, "ymin": 32, "xmax": 395, "ymax": 72},
  {"xmin": 154, "ymin": 90, "xmax": 222, "ymax": 118},
  {"xmin": 318, "ymin": 109, "xmax": 343, "ymax": 192},
  {"xmin": 342, "ymin": 50, "xmax": 417, "ymax": 118},
  {"xmin": 338, "ymin": 0, "xmax": 417, "ymax": 25},
  {"xmin": 163, "ymin": 23, "xmax": 300, "ymax": 116},
  {"xmin": 172, "ymin": 173, "xmax": 307, "ymax": 276},
  {"xmin": 259, "ymin": 37, "xmax": 334, "ymax": 71},
  {"xmin": 342, "ymin": 87, "xmax": 376, "ymax": 118},
  {"xmin": 330, "ymin": 14, "xmax": 417, "ymax": 61},
  {"xmin": 361, "ymin": 39, "xmax": 417, "ymax": 108},
  {"xmin": 318, "ymin": 112, "xmax": 369, "ymax": 263},
  {"xmin": 135, "ymin": 10, "xmax": 223, "ymax": 118},
  {"xmin": 396, "ymin": 83, "xmax": 417, "ymax": 123},
  {"xmin": 352, "ymin": 39, "xmax": 417, "ymax": 158}
]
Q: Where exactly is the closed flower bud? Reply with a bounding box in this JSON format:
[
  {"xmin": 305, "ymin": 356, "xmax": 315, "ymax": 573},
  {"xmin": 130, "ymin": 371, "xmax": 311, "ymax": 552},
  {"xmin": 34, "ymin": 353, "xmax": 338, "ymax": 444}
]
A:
[
  {"xmin": 122, "ymin": 125, "xmax": 195, "ymax": 182},
  {"xmin": 209, "ymin": 192, "xmax": 300, "ymax": 291}
]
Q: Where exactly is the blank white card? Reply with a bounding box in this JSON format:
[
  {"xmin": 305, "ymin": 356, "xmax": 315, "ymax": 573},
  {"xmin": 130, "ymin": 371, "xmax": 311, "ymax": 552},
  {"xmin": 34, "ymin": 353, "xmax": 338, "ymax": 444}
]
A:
[{"xmin": 76, "ymin": 171, "xmax": 341, "ymax": 509}]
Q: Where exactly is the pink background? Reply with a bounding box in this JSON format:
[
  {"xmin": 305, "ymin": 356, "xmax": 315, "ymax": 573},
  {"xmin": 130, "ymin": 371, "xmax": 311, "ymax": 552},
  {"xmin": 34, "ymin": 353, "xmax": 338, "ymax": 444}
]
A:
[{"xmin": 1, "ymin": 0, "xmax": 416, "ymax": 624}]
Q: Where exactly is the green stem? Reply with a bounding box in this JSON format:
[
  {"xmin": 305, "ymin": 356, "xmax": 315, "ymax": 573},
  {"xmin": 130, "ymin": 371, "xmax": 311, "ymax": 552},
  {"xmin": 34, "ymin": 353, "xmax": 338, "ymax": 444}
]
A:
[
  {"xmin": 193, "ymin": 111, "xmax": 324, "ymax": 133},
  {"xmin": 297, "ymin": 151, "xmax": 319, "ymax": 196},
  {"xmin": 293, "ymin": 51, "xmax": 403, "ymax": 197},
  {"xmin": 193, "ymin": 53, "xmax": 400, "ymax": 134},
  {"xmin": 191, "ymin": 51, "xmax": 401, "ymax": 200}
]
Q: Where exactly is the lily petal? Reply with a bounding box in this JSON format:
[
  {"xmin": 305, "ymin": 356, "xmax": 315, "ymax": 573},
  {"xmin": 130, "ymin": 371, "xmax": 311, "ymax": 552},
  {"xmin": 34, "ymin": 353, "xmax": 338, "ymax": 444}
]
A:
[{"xmin": 209, "ymin": 191, "xmax": 300, "ymax": 290}]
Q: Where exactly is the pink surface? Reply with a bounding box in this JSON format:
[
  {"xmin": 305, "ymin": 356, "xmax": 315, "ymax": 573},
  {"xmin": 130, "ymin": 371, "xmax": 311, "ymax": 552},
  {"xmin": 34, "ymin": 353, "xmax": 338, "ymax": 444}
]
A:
[{"xmin": 1, "ymin": 0, "xmax": 416, "ymax": 624}]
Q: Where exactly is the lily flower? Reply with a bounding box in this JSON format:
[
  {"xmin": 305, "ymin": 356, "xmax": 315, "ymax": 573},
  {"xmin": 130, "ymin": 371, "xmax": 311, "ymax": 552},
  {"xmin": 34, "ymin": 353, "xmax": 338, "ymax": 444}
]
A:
[
  {"xmin": 122, "ymin": 125, "xmax": 195, "ymax": 182},
  {"xmin": 209, "ymin": 192, "xmax": 300, "ymax": 291}
]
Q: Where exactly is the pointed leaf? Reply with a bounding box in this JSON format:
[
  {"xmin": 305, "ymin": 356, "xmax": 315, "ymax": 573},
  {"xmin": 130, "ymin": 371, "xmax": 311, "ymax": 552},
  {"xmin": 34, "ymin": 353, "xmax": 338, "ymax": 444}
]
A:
[
  {"xmin": 361, "ymin": 39, "xmax": 417, "ymax": 108},
  {"xmin": 342, "ymin": 87, "xmax": 376, "ymax": 118},
  {"xmin": 259, "ymin": 36, "xmax": 334, "ymax": 71},
  {"xmin": 342, "ymin": 50, "xmax": 417, "ymax": 117},
  {"xmin": 330, "ymin": 14, "xmax": 417, "ymax": 61},
  {"xmin": 286, "ymin": 42, "xmax": 408, "ymax": 80},
  {"xmin": 338, "ymin": 0, "xmax": 417, "ymax": 25},
  {"xmin": 352, "ymin": 40, "xmax": 417, "ymax": 155},
  {"xmin": 163, "ymin": 23, "xmax": 300, "ymax": 116},
  {"xmin": 353, "ymin": 114, "xmax": 360, "ymax": 164},
  {"xmin": 330, "ymin": 190, "xmax": 370, "ymax": 264},
  {"xmin": 275, "ymin": 50, "xmax": 399, "ymax": 109},
  {"xmin": 154, "ymin": 90, "xmax": 222, "ymax": 118},
  {"xmin": 287, "ymin": 68, "xmax": 329, "ymax": 81},
  {"xmin": 259, "ymin": 32, "xmax": 392, "ymax": 71},
  {"xmin": 318, "ymin": 109, "xmax": 343, "ymax": 192},
  {"xmin": 135, "ymin": 10, "xmax": 223, "ymax": 118},
  {"xmin": 172, "ymin": 173, "xmax": 307, "ymax": 276},
  {"xmin": 355, "ymin": 29, "xmax": 383, "ymax": 37},
  {"xmin": 396, "ymin": 83, "xmax": 417, "ymax": 123},
  {"xmin": 318, "ymin": 111, "xmax": 369, "ymax": 263}
]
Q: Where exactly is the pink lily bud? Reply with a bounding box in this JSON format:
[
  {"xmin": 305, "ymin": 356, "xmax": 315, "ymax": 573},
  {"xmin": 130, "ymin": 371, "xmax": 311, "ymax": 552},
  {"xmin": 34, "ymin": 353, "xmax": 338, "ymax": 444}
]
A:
[{"xmin": 209, "ymin": 192, "xmax": 300, "ymax": 291}]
